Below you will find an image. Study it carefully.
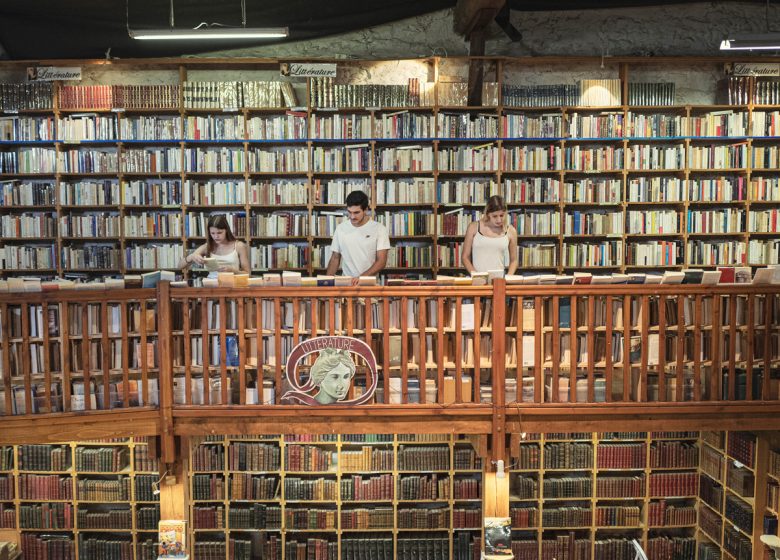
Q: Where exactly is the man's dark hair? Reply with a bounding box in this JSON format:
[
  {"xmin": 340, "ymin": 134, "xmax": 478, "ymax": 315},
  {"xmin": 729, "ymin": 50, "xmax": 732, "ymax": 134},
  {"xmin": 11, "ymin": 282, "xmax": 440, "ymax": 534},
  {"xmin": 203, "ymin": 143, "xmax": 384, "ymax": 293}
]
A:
[{"xmin": 345, "ymin": 190, "xmax": 369, "ymax": 210}]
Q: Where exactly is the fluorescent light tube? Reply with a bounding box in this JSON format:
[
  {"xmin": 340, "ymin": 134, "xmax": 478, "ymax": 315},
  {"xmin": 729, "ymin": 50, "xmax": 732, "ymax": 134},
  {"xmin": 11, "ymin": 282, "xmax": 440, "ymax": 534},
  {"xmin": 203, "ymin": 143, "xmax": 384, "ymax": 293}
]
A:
[
  {"xmin": 720, "ymin": 34, "xmax": 780, "ymax": 51},
  {"xmin": 130, "ymin": 27, "xmax": 288, "ymax": 40}
]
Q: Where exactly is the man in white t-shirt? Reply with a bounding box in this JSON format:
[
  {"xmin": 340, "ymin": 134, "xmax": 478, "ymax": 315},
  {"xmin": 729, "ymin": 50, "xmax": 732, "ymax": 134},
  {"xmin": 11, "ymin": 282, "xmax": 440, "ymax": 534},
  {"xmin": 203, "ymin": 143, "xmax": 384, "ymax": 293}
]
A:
[{"xmin": 326, "ymin": 191, "xmax": 390, "ymax": 284}]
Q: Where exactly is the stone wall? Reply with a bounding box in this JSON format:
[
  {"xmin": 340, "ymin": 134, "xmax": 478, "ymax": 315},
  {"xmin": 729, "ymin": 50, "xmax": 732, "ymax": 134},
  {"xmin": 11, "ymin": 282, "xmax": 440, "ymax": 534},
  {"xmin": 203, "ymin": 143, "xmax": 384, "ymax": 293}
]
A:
[{"xmin": 203, "ymin": 2, "xmax": 780, "ymax": 60}]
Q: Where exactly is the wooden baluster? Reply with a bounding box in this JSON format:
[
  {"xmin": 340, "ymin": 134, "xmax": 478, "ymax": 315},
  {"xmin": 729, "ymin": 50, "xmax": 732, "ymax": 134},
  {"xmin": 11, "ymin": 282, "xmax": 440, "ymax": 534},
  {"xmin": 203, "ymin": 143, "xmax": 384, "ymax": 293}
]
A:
[
  {"xmin": 693, "ymin": 295, "xmax": 702, "ymax": 402},
  {"xmin": 622, "ymin": 295, "xmax": 631, "ymax": 402},
  {"xmin": 345, "ymin": 297, "xmax": 355, "ymax": 400},
  {"xmin": 237, "ymin": 298, "xmax": 247, "ymax": 405},
  {"xmin": 119, "ymin": 300, "xmax": 129, "ymax": 408},
  {"xmin": 569, "ymin": 295, "xmax": 577, "ymax": 404},
  {"xmin": 534, "ymin": 295, "xmax": 542, "ymax": 404},
  {"xmin": 0, "ymin": 304, "xmax": 10, "ymax": 415},
  {"xmin": 363, "ymin": 295, "xmax": 373, "ymax": 403},
  {"xmin": 473, "ymin": 296, "xmax": 482, "ymax": 404},
  {"xmin": 383, "ymin": 298, "xmax": 390, "ymax": 404},
  {"xmin": 256, "ymin": 296, "xmax": 265, "ymax": 403},
  {"xmin": 418, "ymin": 296, "xmax": 427, "ymax": 405},
  {"xmin": 182, "ymin": 297, "xmax": 191, "ymax": 406},
  {"xmin": 61, "ymin": 303, "xmax": 72, "ymax": 413},
  {"xmin": 81, "ymin": 303, "xmax": 91, "ymax": 410},
  {"xmin": 728, "ymin": 294, "xmax": 737, "ymax": 401},
  {"xmin": 711, "ymin": 295, "xmax": 721, "ymax": 401},
  {"xmin": 455, "ymin": 296, "xmax": 463, "ymax": 404},
  {"xmin": 41, "ymin": 302, "xmax": 52, "ymax": 414},
  {"xmin": 746, "ymin": 294, "xmax": 755, "ymax": 401},
  {"xmin": 201, "ymin": 297, "xmax": 210, "ymax": 406},
  {"xmin": 640, "ymin": 295, "xmax": 649, "ymax": 403},
  {"xmin": 587, "ymin": 296, "xmax": 595, "ymax": 403},
  {"xmin": 274, "ymin": 297, "xmax": 282, "ymax": 401},
  {"xmin": 763, "ymin": 294, "xmax": 772, "ymax": 400},
  {"xmin": 219, "ymin": 297, "xmax": 228, "ymax": 405},
  {"xmin": 658, "ymin": 295, "xmax": 667, "ymax": 403},
  {"xmin": 551, "ymin": 296, "xmax": 560, "ymax": 403},
  {"xmin": 139, "ymin": 299, "xmax": 149, "ymax": 410},
  {"xmin": 328, "ymin": 297, "xmax": 336, "ymax": 335},
  {"xmin": 605, "ymin": 295, "xmax": 613, "ymax": 403},
  {"xmin": 492, "ymin": 280, "xmax": 506, "ymax": 412},
  {"xmin": 19, "ymin": 303, "xmax": 31, "ymax": 414},
  {"xmin": 101, "ymin": 300, "xmax": 111, "ymax": 411},
  {"xmin": 676, "ymin": 296, "xmax": 685, "ymax": 403},
  {"xmin": 437, "ymin": 297, "xmax": 445, "ymax": 404},
  {"xmin": 401, "ymin": 296, "xmax": 408, "ymax": 404},
  {"xmin": 515, "ymin": 297, "xmax": 523, "ymax": 404}
]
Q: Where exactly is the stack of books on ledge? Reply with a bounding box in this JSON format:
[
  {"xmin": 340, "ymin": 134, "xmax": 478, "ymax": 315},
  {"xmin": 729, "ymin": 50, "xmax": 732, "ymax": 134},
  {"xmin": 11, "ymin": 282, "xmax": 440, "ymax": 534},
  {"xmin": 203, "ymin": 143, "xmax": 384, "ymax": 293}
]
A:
[{"xmin": 0, "ymin": 265, "xmax": 777, "ymax": 293}]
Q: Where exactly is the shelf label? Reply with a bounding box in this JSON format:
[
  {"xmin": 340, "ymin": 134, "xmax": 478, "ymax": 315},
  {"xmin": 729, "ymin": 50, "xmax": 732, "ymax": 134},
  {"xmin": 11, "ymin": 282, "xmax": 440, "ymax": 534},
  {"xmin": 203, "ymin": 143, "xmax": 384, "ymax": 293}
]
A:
[
  {"xmin": 111, "ymin": 107, "xmax": 125, "ymax": 113},
  {"xmin": 280, "ymin": 62, "xmax": 337, "ymax": 78},
  {"xmin": 27, "ymin": 66, "xmax": 82, "ymax": 82},
  {"xmin": 728, "ymin": 62, "xmax": 780, "ymax": 77}
]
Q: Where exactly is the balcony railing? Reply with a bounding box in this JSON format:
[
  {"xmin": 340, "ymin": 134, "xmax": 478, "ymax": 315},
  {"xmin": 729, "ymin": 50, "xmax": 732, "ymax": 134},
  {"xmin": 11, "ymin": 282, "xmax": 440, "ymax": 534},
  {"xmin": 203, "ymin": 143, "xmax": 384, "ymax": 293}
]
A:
[{"xmin": 1, "ymin": 282, "xmax": 779, "ymax": 447}]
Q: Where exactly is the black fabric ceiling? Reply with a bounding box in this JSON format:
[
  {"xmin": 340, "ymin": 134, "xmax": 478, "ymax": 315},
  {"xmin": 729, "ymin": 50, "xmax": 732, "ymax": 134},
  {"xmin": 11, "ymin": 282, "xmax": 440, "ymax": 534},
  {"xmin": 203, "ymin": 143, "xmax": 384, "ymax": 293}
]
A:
[
  {"xmin": 0, "ymin": 0, "xmax": 772, "ymax": 60},
  {"xmin": 0, "ymin": 0, "xmax": 457, "ymax": 60}
]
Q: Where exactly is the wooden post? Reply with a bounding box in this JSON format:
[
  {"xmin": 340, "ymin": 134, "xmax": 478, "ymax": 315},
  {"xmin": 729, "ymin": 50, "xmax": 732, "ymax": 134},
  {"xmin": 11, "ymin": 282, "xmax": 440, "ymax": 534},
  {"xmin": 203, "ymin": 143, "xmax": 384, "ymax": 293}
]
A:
[{"xmin": 157, "ymin": 281, "xmax": 176, "ymax": 464}]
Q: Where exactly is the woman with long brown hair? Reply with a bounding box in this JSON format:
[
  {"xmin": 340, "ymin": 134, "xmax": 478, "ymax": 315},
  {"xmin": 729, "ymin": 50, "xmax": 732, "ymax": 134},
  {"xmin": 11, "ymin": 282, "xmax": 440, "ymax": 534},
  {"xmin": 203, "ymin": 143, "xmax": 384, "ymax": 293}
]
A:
[{"xmin": 178, "ymin": 214, "xmax": 250, "ymax": 275}]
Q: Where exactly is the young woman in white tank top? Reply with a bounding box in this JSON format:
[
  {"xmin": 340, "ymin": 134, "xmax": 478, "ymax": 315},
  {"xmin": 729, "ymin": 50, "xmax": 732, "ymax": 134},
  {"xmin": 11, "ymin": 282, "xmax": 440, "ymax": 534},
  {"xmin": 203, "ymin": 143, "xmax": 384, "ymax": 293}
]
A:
[
  {"xmin": 179, "ymin": 214, "xmax": 250, "ymax": 276},
  {"xmin": 461, "ymin": 196, "xmax": 519, "ymax": 274}
]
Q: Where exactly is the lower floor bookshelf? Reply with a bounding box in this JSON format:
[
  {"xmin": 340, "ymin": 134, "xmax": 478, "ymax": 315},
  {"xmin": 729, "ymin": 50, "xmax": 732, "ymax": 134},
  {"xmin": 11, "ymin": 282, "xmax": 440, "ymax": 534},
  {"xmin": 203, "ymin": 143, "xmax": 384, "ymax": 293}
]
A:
[{"xmin": 0, "ymin": 430, "xmax": 779, "ymax": 559}]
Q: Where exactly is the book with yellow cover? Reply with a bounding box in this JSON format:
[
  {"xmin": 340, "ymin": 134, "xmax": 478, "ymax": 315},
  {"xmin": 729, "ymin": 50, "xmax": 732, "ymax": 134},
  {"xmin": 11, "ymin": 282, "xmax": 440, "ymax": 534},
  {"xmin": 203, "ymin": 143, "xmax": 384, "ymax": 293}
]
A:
[{"xmin": 158, "ymin": 519, "xmax": 187, "ymax": 558}]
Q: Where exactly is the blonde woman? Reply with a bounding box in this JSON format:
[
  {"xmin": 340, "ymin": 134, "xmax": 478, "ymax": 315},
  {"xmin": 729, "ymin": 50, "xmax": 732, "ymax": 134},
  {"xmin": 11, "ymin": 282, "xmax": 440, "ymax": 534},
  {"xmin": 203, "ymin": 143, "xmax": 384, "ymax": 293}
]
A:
[{"xmin": 461, "ymin": 195, "xmax": 518, "ymax": 274}]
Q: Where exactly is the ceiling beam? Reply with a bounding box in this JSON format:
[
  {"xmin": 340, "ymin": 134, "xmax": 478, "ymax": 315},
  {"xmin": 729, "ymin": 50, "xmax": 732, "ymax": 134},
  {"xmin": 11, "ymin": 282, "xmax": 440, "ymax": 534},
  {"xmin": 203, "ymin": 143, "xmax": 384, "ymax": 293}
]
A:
[
  {"xmin": 454, "ymin": 0, "xmax": 507, "ymax": 37},
  {"xmin": 454, "ymin": 1, "xmax": 507, "ymax": 106}
]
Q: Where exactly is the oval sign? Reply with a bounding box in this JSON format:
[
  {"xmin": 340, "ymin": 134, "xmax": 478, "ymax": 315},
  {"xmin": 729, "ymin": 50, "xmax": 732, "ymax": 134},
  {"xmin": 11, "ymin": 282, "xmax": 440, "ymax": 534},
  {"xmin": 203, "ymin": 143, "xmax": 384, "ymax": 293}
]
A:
[{"xmin": 281, "ymin": 336, "xmax": 378, "ymax": 405}]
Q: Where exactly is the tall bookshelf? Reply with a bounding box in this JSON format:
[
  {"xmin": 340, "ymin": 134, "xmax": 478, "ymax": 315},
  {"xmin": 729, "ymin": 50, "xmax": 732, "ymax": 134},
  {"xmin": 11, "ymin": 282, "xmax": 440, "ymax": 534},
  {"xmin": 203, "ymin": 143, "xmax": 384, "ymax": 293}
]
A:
[
  {"xmin": 509, "ymin": 431, "xmax": 700, "ymax": 560},
  {"xmin": 0, "ymin": 57, "xmax": 779, "ymax": 280},
  {"xmin": 698, "ymin": 430, "xmax": 770, "ymax": 560},
  {"xmin": 0, "ymin": 437, "xmax": 160, "ymax": 560},
  {"xmin": 187, "ymin": 433, "xmax": 483, "ymax": 560}
]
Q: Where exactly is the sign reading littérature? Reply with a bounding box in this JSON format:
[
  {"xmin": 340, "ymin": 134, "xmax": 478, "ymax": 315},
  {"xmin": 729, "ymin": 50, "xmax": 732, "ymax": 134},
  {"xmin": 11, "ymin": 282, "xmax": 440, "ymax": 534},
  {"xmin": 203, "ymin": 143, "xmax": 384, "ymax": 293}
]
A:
[
  {"xmin": 280, "ymin": 62, "xmax": 337, "ymax": 78},
  {"xmin": 728, "ymin": 62, "xmax": 780, "ymax": 77},
  {"xmin": 26, "ymin": 66, "xmax": 82, "ymax": 82},
  {"xmin": 281, "ymin": 336, "xmax": 377, "ymax": 405}
]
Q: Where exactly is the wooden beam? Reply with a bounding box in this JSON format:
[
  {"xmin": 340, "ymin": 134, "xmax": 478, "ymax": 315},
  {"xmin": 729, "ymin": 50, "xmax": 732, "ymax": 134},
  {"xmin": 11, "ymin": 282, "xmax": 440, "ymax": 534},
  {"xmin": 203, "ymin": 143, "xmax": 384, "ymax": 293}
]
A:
[
  {"xmin": 505, "ymin": 402, "xmax": 780, "ymax": 433},
  {"xmin": 0, "ymin": 409, "xmax": 160, "ymax": 444},
  {"xmin": 454, "ymin": 0, "xmax": 507, "ymax": 37},
  {"xmin": 173, "ymin": 405, "xmax": 494, "ymax": 436}
]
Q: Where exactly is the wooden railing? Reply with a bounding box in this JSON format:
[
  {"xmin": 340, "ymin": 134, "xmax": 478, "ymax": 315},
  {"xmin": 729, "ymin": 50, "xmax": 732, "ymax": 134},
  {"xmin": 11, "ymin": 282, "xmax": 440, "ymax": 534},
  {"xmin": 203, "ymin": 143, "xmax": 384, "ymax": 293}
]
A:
[{"xmin": 1, "ymin": 282, "xmax": 780, "ymax": 445}]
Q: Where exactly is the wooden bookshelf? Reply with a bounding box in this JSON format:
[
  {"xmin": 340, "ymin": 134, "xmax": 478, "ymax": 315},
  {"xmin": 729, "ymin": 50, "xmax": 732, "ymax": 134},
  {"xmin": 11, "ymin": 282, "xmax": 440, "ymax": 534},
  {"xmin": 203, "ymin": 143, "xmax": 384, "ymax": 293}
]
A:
[
  {"xmin": 697, "ymin": 430, "xmax": 770, "ymax": 560},
  {"xmin": 0, "ymin": 437, "xmax": 161, "ymax": 560},
  {"xmin": 508, "ymin": 431, "xmax": 699, "ymax": 559},
  {"xmin": 186, "ymin": 433, "xmax": 482, "ymax": 560},
  {"xmin": 0, "ymin": 57, "xmax": 778, "ymax": 279}
]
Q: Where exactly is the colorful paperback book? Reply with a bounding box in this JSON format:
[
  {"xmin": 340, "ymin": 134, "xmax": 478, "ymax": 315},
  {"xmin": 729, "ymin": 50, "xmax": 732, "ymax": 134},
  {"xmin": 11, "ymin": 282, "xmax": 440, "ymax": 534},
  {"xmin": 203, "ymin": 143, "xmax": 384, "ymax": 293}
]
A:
[{"xmin": 158, "ymin": 519, "xmax": 187, "ymax": 558}]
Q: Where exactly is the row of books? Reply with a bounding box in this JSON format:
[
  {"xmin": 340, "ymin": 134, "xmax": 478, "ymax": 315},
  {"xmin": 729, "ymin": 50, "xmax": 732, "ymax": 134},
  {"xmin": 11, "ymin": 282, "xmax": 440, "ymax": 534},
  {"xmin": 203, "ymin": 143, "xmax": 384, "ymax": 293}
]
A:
[{"xmin": 10, "ymin": 175, "xmax": 780, "ymax": 207}]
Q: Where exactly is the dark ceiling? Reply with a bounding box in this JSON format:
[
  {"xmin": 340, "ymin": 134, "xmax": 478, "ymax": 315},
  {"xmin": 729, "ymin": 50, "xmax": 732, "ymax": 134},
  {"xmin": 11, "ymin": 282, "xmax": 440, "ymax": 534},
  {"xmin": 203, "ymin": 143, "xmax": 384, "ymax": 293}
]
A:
[{"xmin": 0, "ymin": 0, "xmax": 768, "ymax": 61}]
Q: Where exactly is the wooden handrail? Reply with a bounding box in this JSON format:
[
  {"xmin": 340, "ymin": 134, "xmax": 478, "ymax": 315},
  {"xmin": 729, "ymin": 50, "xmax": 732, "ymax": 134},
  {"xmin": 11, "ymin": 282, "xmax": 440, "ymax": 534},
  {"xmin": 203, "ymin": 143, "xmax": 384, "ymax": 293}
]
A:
[{"xmin": 0, "ymin": 281, "xmax": 778, "ymax": 442}]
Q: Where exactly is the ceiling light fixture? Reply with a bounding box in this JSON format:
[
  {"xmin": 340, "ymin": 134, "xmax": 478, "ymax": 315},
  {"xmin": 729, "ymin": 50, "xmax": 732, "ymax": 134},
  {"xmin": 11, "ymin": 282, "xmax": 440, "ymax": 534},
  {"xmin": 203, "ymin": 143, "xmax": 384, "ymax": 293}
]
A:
[
  {"xmin": 130, "ymin": 28, "xmax": 288, "ymax": 40},
  {"xmin": 128, "ymin": 0, "xmax": 287, "ymax": 41},
  {"xmin": 720, "ymin": 34, "xmax": 780, "ymax": 51}
]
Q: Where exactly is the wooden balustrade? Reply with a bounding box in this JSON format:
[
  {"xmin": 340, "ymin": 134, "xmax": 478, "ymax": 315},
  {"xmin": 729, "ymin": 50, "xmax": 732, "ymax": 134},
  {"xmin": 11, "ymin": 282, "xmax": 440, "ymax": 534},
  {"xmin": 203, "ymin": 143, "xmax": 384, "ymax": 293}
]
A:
[{"xmin": 1, "ymin": 282, "xmax": 779, "ymax": 442}]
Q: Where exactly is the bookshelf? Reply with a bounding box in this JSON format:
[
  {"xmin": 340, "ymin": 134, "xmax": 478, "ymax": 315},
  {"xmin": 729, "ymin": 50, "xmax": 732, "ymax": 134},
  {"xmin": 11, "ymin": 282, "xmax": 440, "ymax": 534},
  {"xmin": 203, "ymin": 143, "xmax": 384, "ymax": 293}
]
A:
[
  {"xmin": 697, "ymin": 430, "xmax": 771, "ymax": 560},
  {"xmin": 0, "ymin": 57, "xmax": 779, "ymax": 280},
  {"xmin": 187, "ymin": 433, "xmax": 483, "ymax": 560},
  {"xmin": 1, "ymin": 437, "xmax": 160, "ymax": 560},
  {"xmin": 508, "ymin": 431, "xmax": 700, "ymax": 560}
]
